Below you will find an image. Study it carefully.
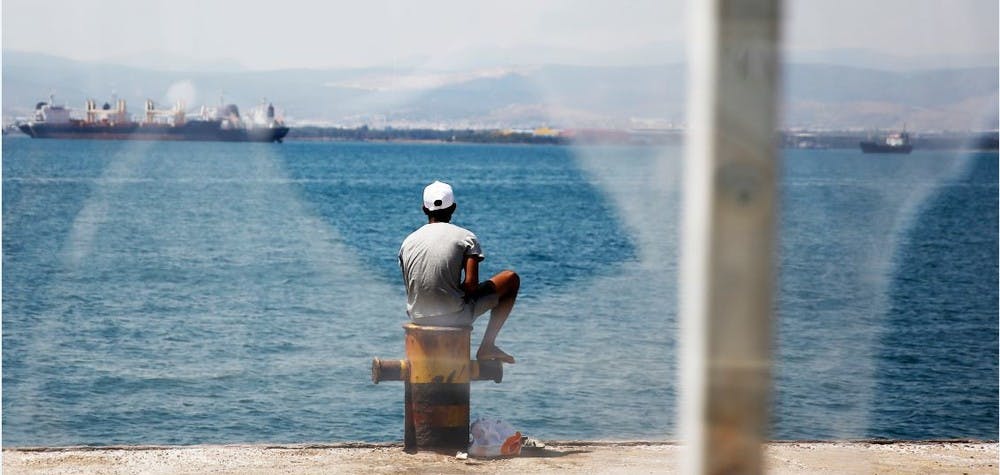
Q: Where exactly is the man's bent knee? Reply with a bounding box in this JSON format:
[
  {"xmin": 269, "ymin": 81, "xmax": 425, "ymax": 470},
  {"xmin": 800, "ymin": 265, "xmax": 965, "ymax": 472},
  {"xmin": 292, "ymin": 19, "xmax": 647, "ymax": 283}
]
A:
[
  {"xmin": 490, "ymin": 270, "xmax": 519, "ymax": 296},
  {"xmin": 507, "ymin": 271, "xmax": 520, "ymax": 292}
]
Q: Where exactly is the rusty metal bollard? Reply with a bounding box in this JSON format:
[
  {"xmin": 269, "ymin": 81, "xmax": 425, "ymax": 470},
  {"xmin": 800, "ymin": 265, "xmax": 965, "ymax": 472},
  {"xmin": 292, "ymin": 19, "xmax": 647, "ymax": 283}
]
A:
[{"xmin": 372, "ymin": 323, "xmax": 503, "ymax": 452}]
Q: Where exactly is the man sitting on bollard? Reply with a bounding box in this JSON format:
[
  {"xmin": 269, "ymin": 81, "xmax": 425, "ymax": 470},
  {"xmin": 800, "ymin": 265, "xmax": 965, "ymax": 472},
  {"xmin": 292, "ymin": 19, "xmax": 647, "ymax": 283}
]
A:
[{"xmin": 399, "ymin": 181, "xmax": 519, "ymax": 364}]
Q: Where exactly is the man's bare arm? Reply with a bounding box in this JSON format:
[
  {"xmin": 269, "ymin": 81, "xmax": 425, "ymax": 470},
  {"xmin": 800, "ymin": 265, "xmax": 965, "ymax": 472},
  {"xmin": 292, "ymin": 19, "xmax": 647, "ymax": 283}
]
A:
[{"xmin": 463, "ymin": 256, "xmax": 479, "ymax": 297}]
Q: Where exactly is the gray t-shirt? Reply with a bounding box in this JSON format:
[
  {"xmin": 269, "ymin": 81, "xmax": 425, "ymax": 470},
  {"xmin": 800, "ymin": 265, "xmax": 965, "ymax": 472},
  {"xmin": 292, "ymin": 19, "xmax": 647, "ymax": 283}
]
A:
[{"xmin": 398, "ymin": 222, "xmax": 484, "ymax": 320}]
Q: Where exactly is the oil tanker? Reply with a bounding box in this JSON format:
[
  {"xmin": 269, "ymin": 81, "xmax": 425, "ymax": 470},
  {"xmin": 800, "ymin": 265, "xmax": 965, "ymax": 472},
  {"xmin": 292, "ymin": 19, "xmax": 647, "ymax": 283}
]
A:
[{"xmin": 16, "ymin": 96, "xmax": 290, "ymax": 143}]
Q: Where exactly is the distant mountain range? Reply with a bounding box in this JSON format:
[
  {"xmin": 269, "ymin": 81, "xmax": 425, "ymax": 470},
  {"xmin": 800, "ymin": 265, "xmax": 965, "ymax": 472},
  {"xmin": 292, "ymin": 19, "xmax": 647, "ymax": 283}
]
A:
[{"xmin": 2, "ymin": 50, "xmax": 996, "ymax": 130}]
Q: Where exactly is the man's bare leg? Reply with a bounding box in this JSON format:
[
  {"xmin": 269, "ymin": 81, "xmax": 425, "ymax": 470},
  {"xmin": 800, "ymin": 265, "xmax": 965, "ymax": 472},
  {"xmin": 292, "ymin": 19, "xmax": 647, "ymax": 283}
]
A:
[{"xmin": 476, "ymin": 270, "xmax": 519, "ymax": 364}]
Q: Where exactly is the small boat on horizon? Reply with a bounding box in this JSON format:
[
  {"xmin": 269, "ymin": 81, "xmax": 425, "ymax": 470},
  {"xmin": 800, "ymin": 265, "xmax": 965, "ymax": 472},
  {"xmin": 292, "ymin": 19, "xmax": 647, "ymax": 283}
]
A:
[{"xmin": 860, "ymin": 130, "xmax": 913, "ymax": 154}]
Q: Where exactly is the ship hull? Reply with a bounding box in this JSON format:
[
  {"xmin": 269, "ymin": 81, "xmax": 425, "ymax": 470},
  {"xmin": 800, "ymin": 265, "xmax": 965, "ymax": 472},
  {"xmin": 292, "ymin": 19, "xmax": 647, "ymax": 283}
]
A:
[
  {"xmin": 859, "ymin": 141, "xmax": 912, "ymax": 154},
  {"xmin": 18, "ymin": 122, "xmax": 289, "ymax": 143}
]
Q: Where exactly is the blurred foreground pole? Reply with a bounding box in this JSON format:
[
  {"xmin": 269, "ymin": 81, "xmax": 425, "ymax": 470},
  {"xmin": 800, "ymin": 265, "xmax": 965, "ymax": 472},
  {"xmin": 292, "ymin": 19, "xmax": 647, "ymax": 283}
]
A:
[{"xmin": 680, "ymin": 1, "xmax": 781, "ymax": 474}]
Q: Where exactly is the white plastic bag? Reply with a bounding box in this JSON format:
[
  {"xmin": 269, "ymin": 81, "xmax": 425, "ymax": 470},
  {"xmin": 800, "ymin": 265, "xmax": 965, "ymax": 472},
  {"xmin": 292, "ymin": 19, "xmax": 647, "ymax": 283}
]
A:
[{"xmin": 468, "ymin": 417, "xmax": 522, "ymax": 458}]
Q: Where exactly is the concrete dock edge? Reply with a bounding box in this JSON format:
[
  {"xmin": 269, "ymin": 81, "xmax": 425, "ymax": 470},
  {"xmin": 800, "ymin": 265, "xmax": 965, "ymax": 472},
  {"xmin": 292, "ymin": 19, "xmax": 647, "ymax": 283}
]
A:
[{"xmin": 4, "ymin": 440, "xmax": 997, "ymax": 474}]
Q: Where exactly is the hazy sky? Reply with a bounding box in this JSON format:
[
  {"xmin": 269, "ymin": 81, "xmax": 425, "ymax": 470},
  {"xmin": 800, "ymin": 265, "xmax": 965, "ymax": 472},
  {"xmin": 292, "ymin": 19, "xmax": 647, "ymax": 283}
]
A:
[{"xmin": 2, "ymin": 0, "xmax": 997, "ymax": 70}]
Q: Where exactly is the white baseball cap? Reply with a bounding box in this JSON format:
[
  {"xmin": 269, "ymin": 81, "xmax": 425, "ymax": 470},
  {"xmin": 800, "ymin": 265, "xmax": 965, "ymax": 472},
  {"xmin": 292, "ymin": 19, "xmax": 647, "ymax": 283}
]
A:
[{"xmin": 423, "ymin": 181, "xmax": 455, "ymax": 211}]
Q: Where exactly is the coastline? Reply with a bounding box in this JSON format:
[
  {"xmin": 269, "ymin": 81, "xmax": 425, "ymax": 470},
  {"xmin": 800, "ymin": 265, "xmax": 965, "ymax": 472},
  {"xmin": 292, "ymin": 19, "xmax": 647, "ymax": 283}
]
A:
[
  {"xmin": 7, "ymin": 126, "xmax": 997, "ymax": 150},
  {"xmin": 5, "ymin": 441, "xmax": 996, "ymax": 474}
]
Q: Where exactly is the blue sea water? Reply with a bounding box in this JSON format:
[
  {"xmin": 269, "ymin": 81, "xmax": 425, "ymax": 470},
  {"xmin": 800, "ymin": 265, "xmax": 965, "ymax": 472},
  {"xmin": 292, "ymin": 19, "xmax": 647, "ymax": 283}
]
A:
[{"xmin": 2, "ymin": 139, "xmax": 996, "ymax": 446}]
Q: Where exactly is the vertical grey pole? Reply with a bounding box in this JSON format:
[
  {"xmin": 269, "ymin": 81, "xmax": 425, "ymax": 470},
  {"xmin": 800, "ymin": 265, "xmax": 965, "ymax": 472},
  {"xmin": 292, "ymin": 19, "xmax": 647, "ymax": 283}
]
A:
[{"xmin": 680, "ymin": 1, "xmax": 782, "ymax": 475}]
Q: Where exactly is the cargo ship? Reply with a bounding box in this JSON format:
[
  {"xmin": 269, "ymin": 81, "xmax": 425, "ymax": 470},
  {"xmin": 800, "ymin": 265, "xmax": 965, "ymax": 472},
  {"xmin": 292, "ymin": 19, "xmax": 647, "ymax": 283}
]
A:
[
  {"xmin": 16, "ymin": 96, "xmax": 290, "ymax": 142},
  {"xmin": 859, "ymin": 131, "xmax": 913, "ymax": 154}
]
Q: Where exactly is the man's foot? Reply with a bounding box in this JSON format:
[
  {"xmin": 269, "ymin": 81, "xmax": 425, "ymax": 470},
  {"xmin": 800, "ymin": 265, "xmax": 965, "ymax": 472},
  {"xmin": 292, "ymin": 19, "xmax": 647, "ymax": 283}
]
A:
[{"xmin": 477, "ymin": 344, "xmax": 516, "ymax": 364}]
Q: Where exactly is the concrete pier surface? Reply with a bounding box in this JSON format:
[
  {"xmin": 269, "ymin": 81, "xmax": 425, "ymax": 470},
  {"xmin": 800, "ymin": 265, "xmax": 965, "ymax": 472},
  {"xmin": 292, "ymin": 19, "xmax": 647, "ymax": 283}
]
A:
[{"xmin": 4, "ymin": 441, "xmax": 996, "ymax": 474}]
